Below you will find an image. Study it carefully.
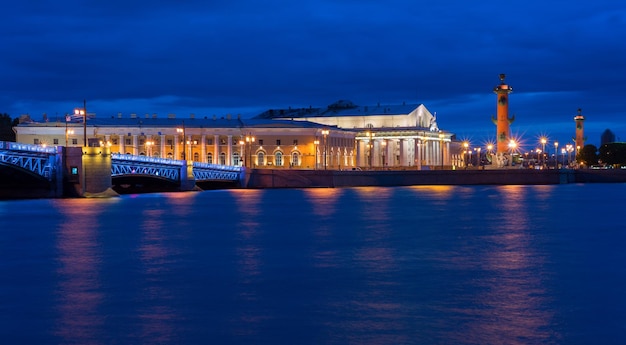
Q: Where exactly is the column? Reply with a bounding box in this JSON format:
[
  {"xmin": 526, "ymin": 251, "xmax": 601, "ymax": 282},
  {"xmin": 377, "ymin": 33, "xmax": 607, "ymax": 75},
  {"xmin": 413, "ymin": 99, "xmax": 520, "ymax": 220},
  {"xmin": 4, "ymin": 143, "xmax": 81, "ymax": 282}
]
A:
[
  {"xmin": 119, "ymin": 134, "xmax": 125, "ymax": 154},
  {"xmin": 201, "ymin": 134, "xmax": 206, "ymax": 163},
  {"xmin": 416, "ymin": 140, "xmax": 422, "ymax": 170},
  {"xmin": 227, "ymin": 135, "xmax": 233, "ymax": 166},
  {"xmin": 213, "ymin": 135, "xmax": 219, "ymax": 164},
  {"xmin": 399, "ymin": 139, "xmax": 406, "ymax": 166},
  {"xmin": 356, "ymin": 140, "xmax": 363, "ymax": 167},
  {"xmin": 174, "ymin": 134, "xmax": 180, "ymax": 160},
  {"xmin": 160, "ymin": 134, "xmax": 166, "ymax": 158},
  {"xmin": 132, "ymin": 135, "xmax": 138, "ymax": 156}
]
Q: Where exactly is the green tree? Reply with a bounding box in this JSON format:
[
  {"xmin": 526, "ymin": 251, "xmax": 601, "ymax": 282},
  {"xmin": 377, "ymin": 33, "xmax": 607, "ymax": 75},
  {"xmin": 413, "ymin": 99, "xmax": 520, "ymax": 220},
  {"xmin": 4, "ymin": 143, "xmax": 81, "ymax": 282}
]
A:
[
  {"xmin": 0, "ymin": 113, "xmax": 17, "ymax": 142},
  {"xmin": 577, "ymin": 144, "xmax": 598, "ymax": 167},
  {"xmin": 599, "ymin": 143, "xmax": 626, "ymax": 166}
]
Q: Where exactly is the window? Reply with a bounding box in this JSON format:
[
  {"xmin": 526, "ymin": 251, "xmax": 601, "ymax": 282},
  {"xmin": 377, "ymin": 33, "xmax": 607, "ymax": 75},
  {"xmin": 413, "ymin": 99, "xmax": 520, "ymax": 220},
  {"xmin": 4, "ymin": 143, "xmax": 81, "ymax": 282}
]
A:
[
  {"xmin": 233, "ymin": 152, "xmax": 241, "ymax": 166},
  {"xmin": 193, "ymin": 152, "xmax": 199, "ymax": 161},
  {"xmin": 72, "ymin": 138, "xmax": 78, "ymax": 145},
  {"xmin": 292, "ymin": 152, "xmax": 300, "ymax": 166},
  {"xmin": 207, "ymin": 138, "xmax": 213, "ymax": 145},
  {"xmin": 207, "ymin": 153, "xmax": 213, "ymax": 164},
  {"xmin": 220, "ymin": 139, "xmax": 226, "ymax": 145},
  {"xmin": 258, "ymin": 139, "xmax": 264, "ymax": 145},
  {"xmin": 275, "ymin": 151, "xmax": 283, "ymax": 166},
  {"xmin": 293, "ymin": 139, "xmax": 298, "ymax": 145},
  {"xmin": 167, "ymin": 139, "xmax": 173, "ymax": 146},
  {"xmin": 219, "ymin": 152, "xmax": 226, "ymax": 165},
  {"xmin": 257, "ymin": 152, "xmax": 265, "ymax": 166},
  {"xmin": 276, "ymin": 139, "xmax": 281, "ymax": 146},
  {"xmin": 53, "ymin": 138, "xmax": 59, "ymax": 145},
  {"xmin": 113, "ymin": 138, "xmax": 118, "ymax": 145},
  {"xmin": 34, "ymin": 138, "xmax": 40, "ymax": 145},
  {"xmin": 125, "ymin": 138, "xmax": 131, "ymax": 145}
]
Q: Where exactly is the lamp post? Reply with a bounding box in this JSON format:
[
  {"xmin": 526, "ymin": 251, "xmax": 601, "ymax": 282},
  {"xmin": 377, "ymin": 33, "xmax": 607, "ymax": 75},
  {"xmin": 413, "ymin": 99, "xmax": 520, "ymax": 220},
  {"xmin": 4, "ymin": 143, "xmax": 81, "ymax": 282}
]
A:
[
  {"xmin": 540, "ymin": 137, "xmax": 547, "ymax": 168},
  {"xmin": 565, "ymin": 144, "xmax": 573, "ymax": 167},
  {"xmin": 244, "ymin": 133, "xmax": 255, "ymax": 168},
  {"xmin": 508, "ymin": 140, "xmax": 517, "ymax": 168},
  {"xmin": 74, "ymin": 100, "xmax": 87, "ymax": 147},
  {"xmin": 321, "ymin": 129, "xmax": 329, "ymax": 170},
  {"xmin": 145, "ymin": 139, "xmax": 154, "ymax": 157},
  {"xmin": 381, "ymin": 139, "xmax": 387, "ymax": 168},
  {"xmin": 487, "ymin": 144, "xmax": 493, "ymax": 166},
  {"xmin": 176, "ymin": 123, "xmax": 186, "ymax": 160},
  {"xmin": 313, "ymin": 139, "xmax": 319, "ymax": 170},
  {"xmin": 554, "ymin": 141, "xmax": 559, "ymax": 169},
  {"xmin": 239, "ymin": 140, "xmax": 245, "ymax": 166},
  {"xmin": 475, "ymin": 147, "xmax": 481, "ymax": 168},
  {"xmin": 463, "ymin": 141, "xmax": 469, "ymax": 168}
]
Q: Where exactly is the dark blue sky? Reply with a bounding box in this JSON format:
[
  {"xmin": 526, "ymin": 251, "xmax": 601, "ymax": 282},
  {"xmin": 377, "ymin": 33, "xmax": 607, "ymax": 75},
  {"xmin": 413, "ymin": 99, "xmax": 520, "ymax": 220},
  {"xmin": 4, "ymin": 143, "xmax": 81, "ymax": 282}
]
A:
[{"xmin": 2, "ymin": 1, "xmax": 625, "ymax": 149}]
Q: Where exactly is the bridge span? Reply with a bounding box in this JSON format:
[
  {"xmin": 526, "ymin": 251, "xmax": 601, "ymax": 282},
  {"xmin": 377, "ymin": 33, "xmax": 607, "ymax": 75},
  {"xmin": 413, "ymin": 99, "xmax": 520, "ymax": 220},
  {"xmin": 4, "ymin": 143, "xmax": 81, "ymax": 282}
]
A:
[{"xmin": 0, "ymin": 141, "xmax": 245, "ymax": 198}]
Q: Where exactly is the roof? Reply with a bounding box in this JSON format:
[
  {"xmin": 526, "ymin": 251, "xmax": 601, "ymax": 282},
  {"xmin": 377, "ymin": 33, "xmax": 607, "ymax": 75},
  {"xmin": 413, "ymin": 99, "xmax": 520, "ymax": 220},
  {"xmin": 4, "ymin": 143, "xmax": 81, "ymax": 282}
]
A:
[{"xmin": 254, "ymin": 100, "xmax": 423, "ymax": 119}]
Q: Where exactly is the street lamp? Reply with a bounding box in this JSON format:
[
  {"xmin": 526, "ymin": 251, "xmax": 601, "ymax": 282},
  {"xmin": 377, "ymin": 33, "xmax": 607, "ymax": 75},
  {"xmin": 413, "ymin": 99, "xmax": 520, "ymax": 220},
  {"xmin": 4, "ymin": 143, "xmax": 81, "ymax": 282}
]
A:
[
  {"xmin": 565, "ymin": 144, "xmax": 573, "ymax": 167},
  {"xmin": 508, "ymin": 140, "xmax": 517, "ymax": 168},
  {"xmin": 245, "ymin": 133, "xmax": 255, "ymax": 168},
  {"xmin": 176, "ymin": 126, "xmax": 185, "ymax": 160},
  {"xmin": 313, "ymin": 139, "xmax": 319, "ymax": 170},
  {"xmin": 381, "ymin": 139, "xmax": 387, "ymax": 168},
  {"xmin": 145, "ymin": 139, "xmax": 154, "ymax": 157},
  {"xmin": 554, "ymin": 141, "xmax": 559, "ymax": 169},
  {"xmin": 74, "ymin": 100, "xmax": 87, "ymax": 147},
  {"xmin": 321, "ymin": 129, "xmax": 329, "ymax": 170},
  {"xmin": 475, "ymin": 147, "xmax": 481, "ymax": 168},
  {"xmin": 463, "ymin": 141, "xmax": 469, "ymax": 168},
  {"xmin": 364, "ymin": 130, "xmax": 375, "ymax": 169},
  {"xmin": 540, "ymin": 137, "xmax": 547, "ymax": 167}
]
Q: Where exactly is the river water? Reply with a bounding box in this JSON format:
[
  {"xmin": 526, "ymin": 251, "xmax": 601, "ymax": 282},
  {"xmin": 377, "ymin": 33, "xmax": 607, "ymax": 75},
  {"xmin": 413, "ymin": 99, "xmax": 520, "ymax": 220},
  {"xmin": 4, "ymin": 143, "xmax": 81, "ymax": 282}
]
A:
[{"xmin": 1, "ymin": 184, "xmax": 625, "ymax": 344}]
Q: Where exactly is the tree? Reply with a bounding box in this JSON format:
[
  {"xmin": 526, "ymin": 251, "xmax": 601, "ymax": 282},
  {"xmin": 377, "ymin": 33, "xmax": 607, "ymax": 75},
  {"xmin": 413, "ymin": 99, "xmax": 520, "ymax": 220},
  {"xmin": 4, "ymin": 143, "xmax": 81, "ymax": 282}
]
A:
[
  {"xmin": 0, "ymin": 113, "xmax": 17, "ymax": 142},
  {"xmin": 598, "ymin": 143, "xmax": 626, "ymax": 166},
  {"xmin": 577, "ymin": 144, "xmax": 598, "ymax": 167}
]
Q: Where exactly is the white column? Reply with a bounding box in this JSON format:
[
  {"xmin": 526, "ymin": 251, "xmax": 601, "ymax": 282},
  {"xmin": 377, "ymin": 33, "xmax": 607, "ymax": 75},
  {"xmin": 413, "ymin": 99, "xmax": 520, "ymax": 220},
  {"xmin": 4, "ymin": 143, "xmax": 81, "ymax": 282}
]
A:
[
  {"xmin": 417, "ymin": 140, "xmax": 422, "ymax": 170},
  {"xmin": 132, "ymin": 135, "xmax": 138, "ymax": 155},
  {"xmin": 356, "ymin": 140, "xmax": 363, "ymax": 167},
  {"xmin": 201, "ymin": 134, "xmax": 206, "ymax": 163},
  {"xmin": 227, "ymin": 135, "xmax": 233, "ymax": 166},
  {"xmin": 213, "ymin": 135, "xmax": 219, "ymax": 164},
  {"xmin": 399, "ymin": 139, "xmax": 406, "ymax": 166},
  {"xmin": 119, "ymin": 134, "xmax": 125, "ymax": 154},
  {"xmin": 174, "ymin": 134, "xmax": 180, "ymax": 160}
]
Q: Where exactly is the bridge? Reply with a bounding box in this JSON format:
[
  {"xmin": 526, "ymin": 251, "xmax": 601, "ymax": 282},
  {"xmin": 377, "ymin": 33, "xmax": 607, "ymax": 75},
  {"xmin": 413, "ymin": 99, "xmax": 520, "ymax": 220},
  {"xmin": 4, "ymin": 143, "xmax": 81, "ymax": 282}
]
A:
[{"xmin": 0, "ymin": 141, "xmax": 245, "ymax": 198}]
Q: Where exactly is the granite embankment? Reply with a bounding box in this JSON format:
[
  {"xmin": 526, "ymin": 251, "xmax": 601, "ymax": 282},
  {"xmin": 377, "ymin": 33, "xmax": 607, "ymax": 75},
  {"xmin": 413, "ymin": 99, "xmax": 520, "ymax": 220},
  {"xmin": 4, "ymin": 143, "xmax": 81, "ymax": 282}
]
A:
[{"xmin": 244, "ymin": 168, "xmax": 626, "ymax": 188}]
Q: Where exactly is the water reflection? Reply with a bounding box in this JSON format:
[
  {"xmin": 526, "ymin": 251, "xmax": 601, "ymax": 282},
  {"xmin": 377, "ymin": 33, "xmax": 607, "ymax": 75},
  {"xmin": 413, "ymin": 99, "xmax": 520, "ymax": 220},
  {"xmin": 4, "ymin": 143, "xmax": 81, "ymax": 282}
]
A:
[
  {"xmin": 54, "ymin": 199, "xmax": 108, "ymax": 344},
  {"xmin": 334, "ymin": 187, "xmax": 410, "ymax": 344},
  {"xmin": 303, "ymin": 188, "xmax": 342, "ymax": 268},
  {"xmin": 440, "ymin": 185, "xmax": 557, "ymax": 344},
  {"xmin": 137, "ymin": 208, "xmax": 176, "ymax": 343},
  {"xmin": 229, "ymin": 190, "xmax": 265, "ymax": 337}
]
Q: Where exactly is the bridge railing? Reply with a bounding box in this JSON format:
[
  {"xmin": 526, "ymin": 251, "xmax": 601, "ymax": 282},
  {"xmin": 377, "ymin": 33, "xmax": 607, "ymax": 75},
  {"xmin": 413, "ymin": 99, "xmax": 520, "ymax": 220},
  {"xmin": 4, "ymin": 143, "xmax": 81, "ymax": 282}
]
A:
[
  {"xmin": 192, "ymin": 161, "xmax": 243, "ymax": 172},
  {"xmin": 0, "ymin": 141, "xmax": 57, "ymax": 154},
  {"xmin": 111, "ymin": 153, "xmax": 184, "ymax": 166}
]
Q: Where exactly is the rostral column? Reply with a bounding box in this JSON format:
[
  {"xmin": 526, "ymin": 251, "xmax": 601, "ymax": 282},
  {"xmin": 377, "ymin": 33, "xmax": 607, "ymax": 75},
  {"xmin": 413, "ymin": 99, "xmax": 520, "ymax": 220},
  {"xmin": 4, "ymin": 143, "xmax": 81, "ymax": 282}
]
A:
[{"xmin": 491, "ymin": 74, "xmax": 515, "ymax": 166}]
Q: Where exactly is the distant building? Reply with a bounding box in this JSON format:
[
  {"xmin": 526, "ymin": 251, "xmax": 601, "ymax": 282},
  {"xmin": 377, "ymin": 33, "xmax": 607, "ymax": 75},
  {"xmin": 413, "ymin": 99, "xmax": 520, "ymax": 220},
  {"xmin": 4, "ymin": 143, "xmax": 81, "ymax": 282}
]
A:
[
  {"xmin": 13, "ymin": 100, "xmax": 460, "ymax": 170},
  {"xmin": 601, "ymin": 129, "xmax": 616, "ymax": 145},
  {"xmin": 255, "ymin": 100, "xmax": 460, "ymax": 169}
]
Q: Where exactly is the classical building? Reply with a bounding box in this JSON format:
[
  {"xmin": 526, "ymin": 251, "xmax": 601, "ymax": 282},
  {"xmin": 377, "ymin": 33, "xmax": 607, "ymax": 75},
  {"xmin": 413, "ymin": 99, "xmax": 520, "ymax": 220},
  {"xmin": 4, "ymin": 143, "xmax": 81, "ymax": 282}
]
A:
[
  {"xmin": 14, "ymin": 100, "xmax": 459, "ymax": 170},
  {"xmin": 255, "ymin": 100, "xmax": 459, "ymax": 169}
]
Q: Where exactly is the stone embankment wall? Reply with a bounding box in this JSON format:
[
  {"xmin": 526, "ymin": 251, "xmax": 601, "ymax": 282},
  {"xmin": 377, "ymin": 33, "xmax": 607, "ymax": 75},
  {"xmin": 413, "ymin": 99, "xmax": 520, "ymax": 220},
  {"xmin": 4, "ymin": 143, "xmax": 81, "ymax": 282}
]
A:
[{"xmin": 245, "ymin": 168, "xmax": 626, "ymax": 188}]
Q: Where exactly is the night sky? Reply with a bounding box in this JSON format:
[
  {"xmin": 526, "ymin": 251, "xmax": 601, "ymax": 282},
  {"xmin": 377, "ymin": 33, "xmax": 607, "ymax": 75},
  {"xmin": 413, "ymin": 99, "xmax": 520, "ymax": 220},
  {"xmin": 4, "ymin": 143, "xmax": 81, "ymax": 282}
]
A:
[{"xmin": 2, "ymin": 1, "xmax": 625, "ymax": 148}]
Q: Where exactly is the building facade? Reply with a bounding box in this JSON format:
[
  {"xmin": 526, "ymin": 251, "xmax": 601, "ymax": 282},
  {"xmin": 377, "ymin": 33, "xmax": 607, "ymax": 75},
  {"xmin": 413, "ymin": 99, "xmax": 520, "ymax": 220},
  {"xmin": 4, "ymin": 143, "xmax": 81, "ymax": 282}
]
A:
[{"xmin": 14, "ymin": 100, "xmax": 459, "ymax": 170}]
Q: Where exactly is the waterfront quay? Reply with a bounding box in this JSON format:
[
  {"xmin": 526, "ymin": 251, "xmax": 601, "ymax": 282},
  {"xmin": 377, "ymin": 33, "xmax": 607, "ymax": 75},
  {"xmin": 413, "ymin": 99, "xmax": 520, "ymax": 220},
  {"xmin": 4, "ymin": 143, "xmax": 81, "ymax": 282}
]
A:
[{"xmin": 244, "ymin": 168, "xmax": 626, "ymax": 188}]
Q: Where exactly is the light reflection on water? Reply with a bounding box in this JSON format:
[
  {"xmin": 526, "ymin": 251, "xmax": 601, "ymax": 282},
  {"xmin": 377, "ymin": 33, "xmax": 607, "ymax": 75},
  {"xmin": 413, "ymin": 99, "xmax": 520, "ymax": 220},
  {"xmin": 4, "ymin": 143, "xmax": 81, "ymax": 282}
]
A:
[
  {"xmin": 53, "ymin": 199, "xmax": 108, "ymax": 345},
  {"xmin": 3, "ymin": 184, "xmax": 625, "ymax": 344}
]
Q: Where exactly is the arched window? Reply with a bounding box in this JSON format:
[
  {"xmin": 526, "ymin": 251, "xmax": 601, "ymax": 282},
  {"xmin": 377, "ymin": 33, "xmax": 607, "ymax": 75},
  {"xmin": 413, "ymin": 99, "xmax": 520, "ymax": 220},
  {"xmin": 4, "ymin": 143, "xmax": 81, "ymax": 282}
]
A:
[
  {"xmin": 257, "ymin": 152, "xmax": 265, "ymax": 166},
  {"xmin": 219, "ymin": 152, "xmax": 226, "ymax": 165},
  {"xmin": 207, "ymin": 153, "xmax": 213, "ymax": 164},
  {"xmin": 275, "ymin": 151, "xmax": 283, "ymax": 166},
  {"xmin": 193, "ymin": 152, "xmax": 199, "ymax": 162},
  {"xmin": 233, "ymin": 152, "xmax": 241, "ymax": 166},
  {"xmin": 291, "ymin": 152, "xmax": 300, "ymax": 167},
  {"xmin": 167, "ymin": 152, "xmax": 173, "ymax": 159}
]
